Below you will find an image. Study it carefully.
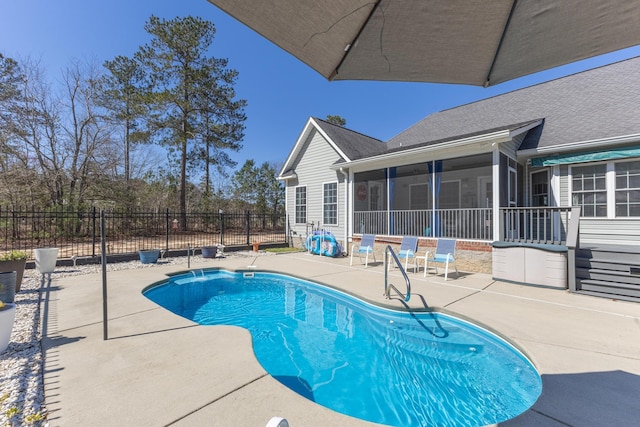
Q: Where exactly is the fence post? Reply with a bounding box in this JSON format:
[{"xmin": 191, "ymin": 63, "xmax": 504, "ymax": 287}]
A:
[
  {"xmin": 165, "ymin": 208, "xmax": 169, "ymax": 255},
  {"xmin": 101, "ymin": 209, "xmax": 108, "ymax": 340},
  {"xmin": 219, "ymin": 210, "xmax": 224, "ymax": 245},
  {"xmin": 246, "ymin": 210, "xmax": 251, "ymax": 246},
  {"xmin": 92, "ymin": 206, "xmax": 97, "ymax": 257}
]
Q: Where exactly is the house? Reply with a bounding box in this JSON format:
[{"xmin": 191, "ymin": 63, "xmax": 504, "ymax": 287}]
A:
[{"xmin": 278, "ymin": 57, "xmax": 640, "ymax": 301}]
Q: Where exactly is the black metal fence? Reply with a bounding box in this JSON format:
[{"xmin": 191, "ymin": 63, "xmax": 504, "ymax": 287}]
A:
[{"xmin": 0, "ymin": 206, "xmax": 287, "ymax": 260}]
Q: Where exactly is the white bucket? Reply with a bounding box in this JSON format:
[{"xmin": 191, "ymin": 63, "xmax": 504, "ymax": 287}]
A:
[{"xmin": 34, "ymin": 248, "xmax": 59, "ymax": 274}]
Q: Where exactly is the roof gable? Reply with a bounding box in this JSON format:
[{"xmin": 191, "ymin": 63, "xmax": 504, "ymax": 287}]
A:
[{"xmin": 278, "ymin": 117, "xmax": 386, "ymax": 178}]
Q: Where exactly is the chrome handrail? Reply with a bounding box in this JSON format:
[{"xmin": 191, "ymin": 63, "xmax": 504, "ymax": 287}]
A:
[{"xmin": 384, "ymin": 245, "xmax": 411, "ymax": 302}]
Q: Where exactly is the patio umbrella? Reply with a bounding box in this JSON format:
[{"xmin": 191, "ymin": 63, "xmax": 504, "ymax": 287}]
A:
[{"xmin": 206, "ymin": 0, "xmax": 640, "ymax": 87}]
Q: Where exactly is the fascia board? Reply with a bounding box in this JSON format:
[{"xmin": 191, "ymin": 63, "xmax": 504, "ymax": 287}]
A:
[{"xmin": 278, "ymin": 118, "xmax": 317, "ymax": 176}]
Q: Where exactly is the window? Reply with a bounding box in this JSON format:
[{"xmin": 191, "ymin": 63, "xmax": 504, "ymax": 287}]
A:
[
  {"xmin": 295, "ymin": 186, "xmax": 307, "ymax": 224},
  {"xmin": 323, "ymin": 182, "xmax": 338, "ymax": 225},
  {"xmin": 572, "ymin": 164, "xmax": 607, "ymax": 217},
  {"xmin": 615, "ymin": 160, "xmax": 640, "ymax": 217},
  {"xmin": 531, "ymin": 170, "xmax": 549, "ymax": 206}
]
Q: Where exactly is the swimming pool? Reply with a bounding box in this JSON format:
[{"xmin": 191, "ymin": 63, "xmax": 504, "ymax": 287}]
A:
[{"xmin": 143, "ymin": 269, "xmax": 541, "ymax": 427}]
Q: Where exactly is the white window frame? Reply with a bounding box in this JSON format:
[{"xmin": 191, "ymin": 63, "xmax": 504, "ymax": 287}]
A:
[
  {"xmin": 614, "ymin": 159, "xmax": 640, "ymax": 218},
  {"xmin": 322, "ymin": 181, "xmax": 338, "ymax": 225},
  {"xmin": 294, "ymin": 185, "xmax": 307, "ymax": 224},
  {"xmin": 568, "ymin": 160, "xmax": 640, "ymax": 218},
  {"xmin": 569, "ymin": 163, "xmax": 608, "ymax": 218}
]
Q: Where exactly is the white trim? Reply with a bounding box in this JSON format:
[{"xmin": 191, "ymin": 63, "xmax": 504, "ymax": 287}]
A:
[
  {"xmin": 551, "ymin": 165, "xmax": 560, "ymax": 207},
  {"xmin": 278, "ymin": 171, "xmax": 297, "ymax": 180},
  {"xmin": 492, "ymin": 148, "xmax": 500, "ymax": 240},
  {"xmin": 339, "ymin": 167, "xmax": 350, "ymax": 251},
  {"xmin": 606, "ymin": 163, "xmax": 616, "ymax": 219}
]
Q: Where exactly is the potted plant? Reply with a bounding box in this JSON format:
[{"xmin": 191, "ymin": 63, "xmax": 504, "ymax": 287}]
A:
[
  {"xmin": 0, "ymin": 299, "xmax": 16, "ymax": 354},
  {"xmin": 0, "ymin": 250, "xmax": 28, "ymax": 292},
  {"xmin": 252, "ymin": 242, "xmax": 261, "ymax": 252},
  {"xmin": 34, "ymin": 247, "xmax": 59, "ymax": 274}
]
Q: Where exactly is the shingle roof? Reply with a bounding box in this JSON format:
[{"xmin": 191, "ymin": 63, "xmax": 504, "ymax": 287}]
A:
[
  {"xmin": 312, "ymin": 118, "xmax": 387, "ymax": 160},
  {"xmin": 387, "ymin": 56, "xmax": 640, "ymax": 151}
]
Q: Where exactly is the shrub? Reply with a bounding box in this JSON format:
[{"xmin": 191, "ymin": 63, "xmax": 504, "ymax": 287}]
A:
[{"xmin": 0, "ymin": 250, "xmax": 28, "ymax": 261}]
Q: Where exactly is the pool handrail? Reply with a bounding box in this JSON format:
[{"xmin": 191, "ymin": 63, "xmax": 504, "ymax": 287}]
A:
[{"xmin": 384, "ymin": 245, "xmax": 411, "ymax": 302}]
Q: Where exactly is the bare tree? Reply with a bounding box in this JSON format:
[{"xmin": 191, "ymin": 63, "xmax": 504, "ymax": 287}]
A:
[{"xmin": 60, "ymin": 59, "xmax": 119, "ymax": 209}]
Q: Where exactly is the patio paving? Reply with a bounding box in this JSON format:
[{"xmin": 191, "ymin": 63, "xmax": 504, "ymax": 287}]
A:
[{"xmin": 40, "ymin": 251, "xmax": 640, "ymax": 426}]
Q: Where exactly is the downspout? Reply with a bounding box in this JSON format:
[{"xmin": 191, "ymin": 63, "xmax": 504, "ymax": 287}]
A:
[{"xmin": 339, "ymin": 167, "xmax": 349, "ymax": 255}]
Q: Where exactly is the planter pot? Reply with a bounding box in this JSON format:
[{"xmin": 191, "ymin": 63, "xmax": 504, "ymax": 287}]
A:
[
  {"xmin": 0, "ymin": 259, "xmax": 26, "ymax": 292},
  {"xmin": 0, "ymin": 303, "xmax": 16, "ymax": 354},
  {"xmin": 0, "ymin": 271, "xmax": 16, "ymax": 304},
  {"xmin": 139, "ymin": 249, "xmax": 160, "ymax": 264},
  {"xmin": 201, "ymin": 246, "xmax": 218, "ymax": 259},
  {"xmin": 252, "ymin": 242, "xmax": 261, "ymax": 252},
  {"xmin": 34, "ymin": 248, "xmax": 59, "ymax": 274}
]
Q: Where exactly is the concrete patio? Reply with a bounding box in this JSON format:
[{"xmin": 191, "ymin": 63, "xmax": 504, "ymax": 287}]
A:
[{"xmin": 40, "ymin": 251, "xmax": 640, "ymax": 426}]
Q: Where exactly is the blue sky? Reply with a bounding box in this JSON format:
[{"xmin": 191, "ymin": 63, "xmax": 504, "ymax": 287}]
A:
[{"xmin": 3, "ymin": 0, "xmax": 640, "ymax": 172}]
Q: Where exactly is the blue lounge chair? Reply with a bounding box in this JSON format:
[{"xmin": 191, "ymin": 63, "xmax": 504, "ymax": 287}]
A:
[
  {"xmin": 350, "ymin": 234, "xmax": 376, "ymax": 267},
  {"xmin": 389, "ymin": 236, "xmax": 419, "ymax": 273},
  {"xmin": 423, "ymin": 238, "xmax": 459, "ymax": 280}
]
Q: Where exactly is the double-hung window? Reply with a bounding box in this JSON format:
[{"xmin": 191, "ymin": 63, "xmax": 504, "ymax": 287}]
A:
[
  {"xmin": 323, "ymin": 182, "xmax": 338, "ymax": 225},
  {"xmin": 295, "ymin": 186, "xmax": 307, "ymax": 224},
  {"xmin": 615, "ymin": 160, "xmax": 640, "ymax": 217},
  {"xmin": 571, "ymin": 164, "xmax": 607, "ymax": 217}
]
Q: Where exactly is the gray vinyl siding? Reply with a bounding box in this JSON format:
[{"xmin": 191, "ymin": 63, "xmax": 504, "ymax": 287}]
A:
[
  {"xmin": 502, "ymin": 133, "xmax": 524, "ymax": 160},
  {"xmin": 286, "ymin": 129, "xmax": 346, "ymax": 249},
  {"xmin": 579, "ymin": 218, "xmax": 640, "ymax": 246},
  {"xmin": 558, "ymin": 164, "xmax": 640, "ymax": 246}
]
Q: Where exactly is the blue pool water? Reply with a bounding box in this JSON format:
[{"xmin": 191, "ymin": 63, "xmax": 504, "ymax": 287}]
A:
[{"xmin": 143, "ymin": 270, "xmax": 541, "ymax": 427}]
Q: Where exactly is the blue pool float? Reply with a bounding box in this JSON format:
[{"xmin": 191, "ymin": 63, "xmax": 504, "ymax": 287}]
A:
[{"xmin": 305, "ymin": 230, "xmax": 342, "ymax": 257}]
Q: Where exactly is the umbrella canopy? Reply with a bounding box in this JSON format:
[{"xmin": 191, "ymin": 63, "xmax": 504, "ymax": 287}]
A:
[{"xmin": 206, "ymin": 0, "xmax": 640, "ymax": 86}]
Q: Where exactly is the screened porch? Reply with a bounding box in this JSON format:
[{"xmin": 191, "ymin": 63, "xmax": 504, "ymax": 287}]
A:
[{"xmin": 353, "ymin": 153, "xmax": 495, "ymax": 240}]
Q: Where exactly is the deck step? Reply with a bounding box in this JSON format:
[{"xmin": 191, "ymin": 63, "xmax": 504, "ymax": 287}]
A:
[
  {"xmin": 577, "ymin": 279, "xmax": 640, "ymax": 299},
  {"xmin": 576, "ymin": 268, "xmax": 640, "ymax": 284},
  {"xmin": 573, "ymin": 244, "xmax": 640, "ymax": 301}
]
